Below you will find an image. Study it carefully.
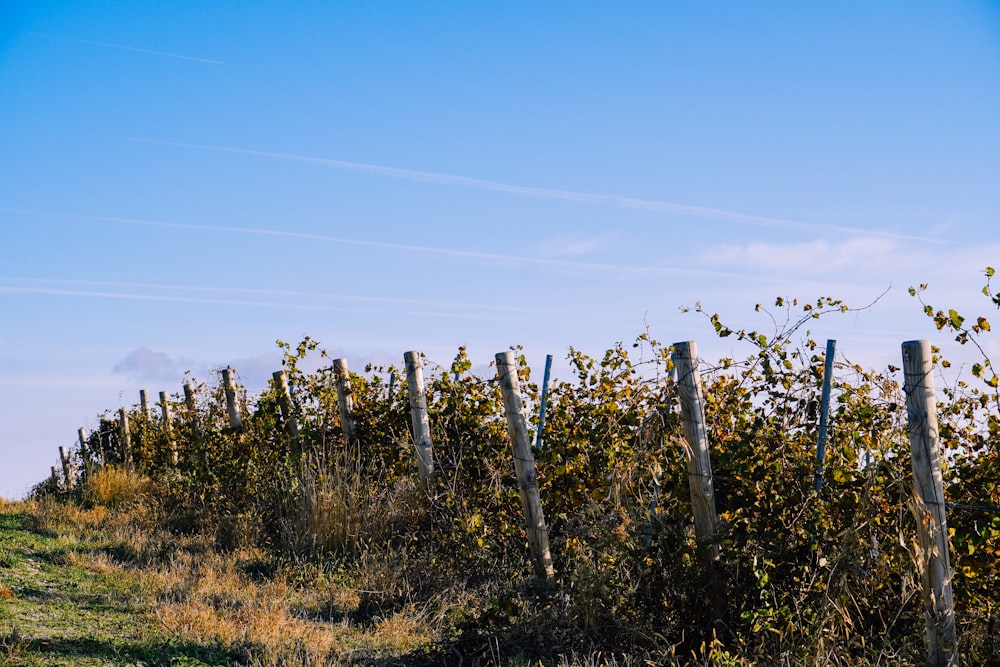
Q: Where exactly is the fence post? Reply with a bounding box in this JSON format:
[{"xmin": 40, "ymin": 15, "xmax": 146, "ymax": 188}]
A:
[
  {"xmin": 183, "ymin": 383, "xmax": 199, "ymax": 434},
  {"xmin": 222, "ymin": 367, "xmax": 242, "ymax": 430},
  {"xmin": 58, "ymin": 446, "xmax": 73, "ymax": 486},
  {"xmin": 814, "ymin": 339, "xmax": 837, "ymax": 491},
  {"xmin": 333, "ymin": 359, "xmax": 357, "ymax": 444},
  {"xmin": 535, "ymin": 354, "xmax": 553, "ymax": 447},
  {"xmin": 50, "ymin": 466, "xmax": 60, "ymax": 490},
  {"xmin": 902, "ymin": 340, "xmax": 958, "ymax": 666},
  {"xmin": 118, "ymin": 407, "xmax": 132, "ymax": 467},
  {"xmin": 140, "ymin": 389, "xmax": 151, "ymax": 421},
  {"xmin": 403, "ymin": 351, "xmax": 434, "ymax": 479},
  {"xmin": 674, "ymin": 340, "xmax": 728, "ymax": 630},
  {"xmin": 78, "ymin": 427, "xmax": 91, "ymax": 468},
  {"xmin": 673, "ymin": 341, "xmax": 721, "ymax": 562},
  {"xmin": 272, "ymin": 371, "xmax": 299, "ymax": 439},
  {"xmin": 160, "ymin": 391, "xmax": 177, "ymax": 465},
  {"xmin": 496, "ymin": 350, "xmax": 555, "ymax": 581}
]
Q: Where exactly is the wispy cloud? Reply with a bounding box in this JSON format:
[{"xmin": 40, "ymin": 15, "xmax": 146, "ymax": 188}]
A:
[
  {"xmin": 0, "ymin": 279, "xmax": 595, "ymax": 325},
  {"xmin": 31, "ymin": 33, "xmax": 223, "ymax": 64},
  {"xmin": 133, "ymin": 139, "xmax": 942, "ymax": 242},
  {"xmin": 701, "ymin": 237, "xmax": 900, "ymax": 274},
  {"xmin": 0, "ymin": 277, "xmax": 574, "ymax": 315},
  {"xmin": 1, "ymin": 208, "xmax": 750, "ymax": 280},
  {"xmin": 532, "ymin": 235, "xmax": 609, "ymax": 257}
]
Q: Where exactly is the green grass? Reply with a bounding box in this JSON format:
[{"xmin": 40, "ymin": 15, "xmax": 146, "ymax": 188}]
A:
[{"xmin": 0, "ymin": 503, "xmax": 237, "ymax": 666}]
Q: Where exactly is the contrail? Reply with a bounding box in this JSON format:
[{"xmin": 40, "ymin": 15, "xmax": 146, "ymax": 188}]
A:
[
  {"xmin": 1, "ymin": 208, "xmax": 752, "ymax": 280},
  {"xmin": 0, "ymin": 285, "xmax": 575, "ymax": 324},
  {"xmin": 31, "ymin": 33, "xmax": 223, "ymax": 64},
  {"xmin": 133, "ymin": 139, "xmax": 940, "ymax": 242},
  {"xmin": 0, "ymin": 277, "xmax": 576, "ymax": 316}
]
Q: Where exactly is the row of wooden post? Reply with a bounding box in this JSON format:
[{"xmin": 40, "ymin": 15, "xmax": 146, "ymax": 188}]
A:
[{"xmin": 52, "ymin": 340, "xmax": 957, "ymax": 666}]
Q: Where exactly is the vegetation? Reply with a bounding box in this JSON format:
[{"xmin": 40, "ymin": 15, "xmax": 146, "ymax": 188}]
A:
[{"xmin": 7, "ymin": 271, "xmax": 1000, "ymax": 665}]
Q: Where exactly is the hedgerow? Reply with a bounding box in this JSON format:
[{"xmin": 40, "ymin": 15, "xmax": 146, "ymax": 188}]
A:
[{"xmin": 41, "ymin": 270, "xmax": 1000, "ymax": 665}]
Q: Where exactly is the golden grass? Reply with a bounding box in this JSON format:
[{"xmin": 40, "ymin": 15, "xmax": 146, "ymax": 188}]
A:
[
  {"xmin": 146, "ymin": 548, "xmax": 436, "ymax": 664},
  {"xmin": 82, "ymin": 466, "xmax": 151, "ymax": 509}
]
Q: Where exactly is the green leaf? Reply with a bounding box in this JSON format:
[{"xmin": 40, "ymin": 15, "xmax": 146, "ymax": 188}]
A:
[
  {"xmin": 986, "ymin": 266, "xmax": 995, "ymax": 278},
  {"xmin": 949, "ymin": 309, "xmax": 964, "ymax": 329},
  {"xmin": 978, "ymin": 317, "xmax": 991, "ymax": 332}
]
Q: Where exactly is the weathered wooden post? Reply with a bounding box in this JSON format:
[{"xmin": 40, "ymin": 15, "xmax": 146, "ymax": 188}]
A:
[
  {"xmin": 333, "ymin": 359, "xmax": 357, "ymax": 444},
  {"xmin": 138, "ymin": 389, "xmax": 152, "ymax": 462},
  {"xmin": 814, "ymin": 339, "xmax": 837, "ymax": 491},
  {"xmin": 403, "ymin": 351, "xmax": 434, "ymax": 479},
  {"xmin": 222, "ymin": 367, "xmax": 242, "ymax": 430},
  {"xmin": 272, "ymin": 370, "xmax": 299, "ymax": 438},
  {"xmin": 78, "ymin": 427, "xmax": 92, "ymax": 468},
  {"xmin": 118, "ymin": 407, "xmax": 132, "ymax": 467},
  {"xmin": 902, "ymin": 340, "xmax": 958, "ymax": 666},
  {"xmin": 50, "ymin": 466, "xmax": 60, "ymax": 490},
  {"xmin": 496, "ymin": 350, "xmax": 555, "ymax": 581},
  {"xmin": 139, "ymin": 389, "xmax": 151, "ymax": 421},
  {"xmin": 183, "ymin": 383, "xmax": 199, "ymax": 433},
  {"xmin": 673, "ymin": 341, "xmax": 721, "ymax": 561},
  {"xmin": 159, "ymin": 391, "xmax": 177, "ymax": 465},
  {"xmin": 59, "ymin": 446, "xmax": 73, "ymax": 486}
]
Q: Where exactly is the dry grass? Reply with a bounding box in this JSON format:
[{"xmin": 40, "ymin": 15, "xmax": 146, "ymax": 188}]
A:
[
  {"xmin": 278, "ymin": 450, "xmax": 414, "ymax": 559},
  {"xmin": 81, "ymin": 466, "xmax": 151, "ymax": 509},
  {"xmin": 145, "ymin": 547, "xmax": 437, "ymax": 665},
  {"xmin": 23, "ymin": 492, "xmax": 440, "ymax": 666}
]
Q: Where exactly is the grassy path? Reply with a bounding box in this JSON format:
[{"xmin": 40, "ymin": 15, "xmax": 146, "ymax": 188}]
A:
[{"xmin": 0, "ymin": 502, "xmax": 236, "ymax": 667}]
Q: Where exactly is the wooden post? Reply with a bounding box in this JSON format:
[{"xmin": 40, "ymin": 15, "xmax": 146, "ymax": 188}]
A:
[
  {"xmin": 814, "ymin": 339, "xmax": 837, "ymax": 491},
  {"xmin": 78, "ymin": 427, "xmax": 91, "ymax": 467},
  {"xmin": 496, "ymin": 350, "xmax": 555, "ymax": 581},
  {"xmin": 902, "ymin": 340, "xmax": 958, "ymax": 666},
  {"xmin": 403, "ymin": 351, "xmax": 434, "ymax": 479},
  {"xmin": 183, "ymin": 383, "xmax": 199, "ymax": 433},
  {"xmin": 159, "ymin": 391, "xmax": 177, "ymax": 465},
  {"xmin": 272, "ymin": 371, "xmax": 299, "ymax": 438},
  {"xmin": 222, "ymin": 367, "xmax": 242, "ymax": 430},
  {"xmin": 59, "ymin": 446, "xmax": 73, "ymax": 486},
  {"xmin": 51, "ymin": 466, "xmax": 60, "ymax": 489},
  {"xmin": 333, "ymin": 359, "xmax": 357, "ymax": 444},
  {"xmin": 138, "ymin": 389, "xmax": 151, "ymax": 461},
  {"xmin": 673, "ymin": 341, "xmax": 721, "ymax": 562},
  {"xmin": 118, "ymin": 407, "xmax": 132, "ymax": 466},
  {"xmin": 139, "ymin": 389, "xmax": 151, "ymax": 421}
]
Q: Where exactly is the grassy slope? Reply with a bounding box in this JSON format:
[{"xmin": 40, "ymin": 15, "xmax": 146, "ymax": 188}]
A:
[
  {"xmin": 0, "ymin": 501, "xmax": 246, "ymax": 666},
  {"xmin": 0, "ymin": 499, "xmax": 450, "ymax": 667}
]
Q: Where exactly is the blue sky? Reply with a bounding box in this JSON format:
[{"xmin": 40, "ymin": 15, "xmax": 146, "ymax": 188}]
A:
[{"xmin": 2, "ymin": 2, "xmax": 999, "ymax": 498}]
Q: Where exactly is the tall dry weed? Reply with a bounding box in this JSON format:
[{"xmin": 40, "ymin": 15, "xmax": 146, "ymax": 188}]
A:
[
  {"xmin": 82, "ymin": 466, "xmax": 151, "ymax": 509},
  {"xmin": 278, "ymin": 447, "xmax": 418, "ymax": 559}
]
